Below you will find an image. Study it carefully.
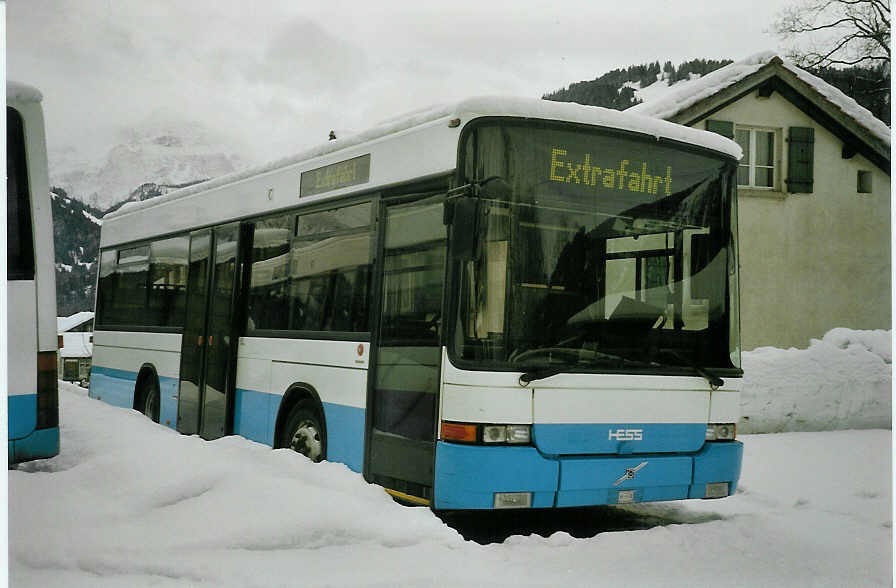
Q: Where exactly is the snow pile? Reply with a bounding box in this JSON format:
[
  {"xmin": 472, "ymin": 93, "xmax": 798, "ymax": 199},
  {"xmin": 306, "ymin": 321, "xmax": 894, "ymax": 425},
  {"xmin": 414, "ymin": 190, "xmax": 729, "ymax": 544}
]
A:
[
  {"xmin": 740, "ymin": 328, "xmax": 892, "ymax": 433},
  {"xmin": 10, "ymin": 383, "xmax": 892, "ymax": 587}
]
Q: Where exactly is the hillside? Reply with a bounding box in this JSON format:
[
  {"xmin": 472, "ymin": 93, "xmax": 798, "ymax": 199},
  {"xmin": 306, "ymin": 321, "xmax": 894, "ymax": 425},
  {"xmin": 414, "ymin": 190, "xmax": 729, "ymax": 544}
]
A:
[
  {"xmin": 50, "ymin": 187, "xmax": 102, "ymax": 316},
  {"xmin": 543, "ymin": 59, "xmax": 733, "ymax": 110}
]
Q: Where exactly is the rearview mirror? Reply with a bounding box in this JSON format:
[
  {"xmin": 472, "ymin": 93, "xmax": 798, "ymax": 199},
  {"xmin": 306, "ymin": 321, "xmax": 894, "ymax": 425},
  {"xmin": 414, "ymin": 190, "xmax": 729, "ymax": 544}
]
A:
[{"xmin": 447, "ymin": 196, "xmax": 480, "ymax": 261}]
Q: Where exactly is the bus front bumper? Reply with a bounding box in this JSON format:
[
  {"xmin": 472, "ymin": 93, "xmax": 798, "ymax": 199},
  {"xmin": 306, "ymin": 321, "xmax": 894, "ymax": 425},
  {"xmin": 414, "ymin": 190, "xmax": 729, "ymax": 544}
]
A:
[{"xmin": 433, "ymin": 440, "xmax": 743, "ymax": 510}]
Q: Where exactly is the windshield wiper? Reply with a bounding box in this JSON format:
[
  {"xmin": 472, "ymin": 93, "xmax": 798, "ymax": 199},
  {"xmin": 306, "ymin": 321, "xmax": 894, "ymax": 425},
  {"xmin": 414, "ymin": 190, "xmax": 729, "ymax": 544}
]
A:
[
  {"xmin": 519, "ymin": 366, "xmax": 565, "ymax": 386},
  {"xmin": 655, "ymin": 349, "xmax": 724, "ymax": 390}
]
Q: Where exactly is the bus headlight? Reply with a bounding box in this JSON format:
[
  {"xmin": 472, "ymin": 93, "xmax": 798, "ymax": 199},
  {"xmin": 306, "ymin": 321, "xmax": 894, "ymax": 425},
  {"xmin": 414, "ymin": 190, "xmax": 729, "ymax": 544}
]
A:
[
  {"xmin": 483, "ymin": 424, "xmax": 531, "ymax": 444},
  {"xmin": 441, "ymin": 422, "xmax": 532, "ymax": 444},
  {"xmin": 705, "ymin": 423, "xmax": 736, "ymax": 441}
]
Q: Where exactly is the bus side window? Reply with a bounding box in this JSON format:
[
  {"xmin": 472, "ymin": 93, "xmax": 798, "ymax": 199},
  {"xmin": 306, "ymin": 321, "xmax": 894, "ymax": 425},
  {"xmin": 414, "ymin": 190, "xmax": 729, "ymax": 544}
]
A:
[
  {"xmin": 247, "ymin": 215, "xmax": 293, "ymax": 331},
  {"xmin": 7, "ymin": 106, "xmax": 35, "ymax": 281},
  {"xmin": 96, "ymin": 249, "xmax": 119, "ymax": 325},
  {"xmin": 289, "ymin": 203, "xmax": 372, "ymax": 334}
]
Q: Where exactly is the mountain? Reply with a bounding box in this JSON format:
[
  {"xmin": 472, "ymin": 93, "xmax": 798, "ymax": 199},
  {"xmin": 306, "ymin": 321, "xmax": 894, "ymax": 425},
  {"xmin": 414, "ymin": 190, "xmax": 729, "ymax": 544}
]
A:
[
  {"xmin": 49, "ymin": 112, "xmax": 246, "ymax": 315},
  {"xmin": 50, "ymin": 110, "xmax": 245, "ymax": 211}
]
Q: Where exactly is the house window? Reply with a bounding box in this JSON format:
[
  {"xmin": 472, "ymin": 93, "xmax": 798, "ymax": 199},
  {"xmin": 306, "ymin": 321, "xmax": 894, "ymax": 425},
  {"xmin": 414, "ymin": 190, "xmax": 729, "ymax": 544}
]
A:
[
  {"xmin": 735, "ymin": 128, "xmax": 776, "ymax": 189},
  {"xmin": 857, "ymin": 170, "xmax": 872, "ymax": 193}
]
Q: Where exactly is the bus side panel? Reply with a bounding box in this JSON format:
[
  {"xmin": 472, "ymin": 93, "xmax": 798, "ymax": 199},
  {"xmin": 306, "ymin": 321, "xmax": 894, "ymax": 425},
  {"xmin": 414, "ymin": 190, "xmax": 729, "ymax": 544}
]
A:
[
  {"xmin": 8, "ymin": 281, "xmax": 38, "ymax": 439},
  {"xmin": 22, "ymin": 103, "xmax": 56, "ymax": 356},
  {"xmin": 233, "ymin": 355, "xmax": 275, "ymax": 446},
  {"xmin": 237, "ymin": 338, "xmax": 369, "ymax": 472},
  {"xmin": 89, "ymin": 331, "xmax": 182, "ymax": 428}
]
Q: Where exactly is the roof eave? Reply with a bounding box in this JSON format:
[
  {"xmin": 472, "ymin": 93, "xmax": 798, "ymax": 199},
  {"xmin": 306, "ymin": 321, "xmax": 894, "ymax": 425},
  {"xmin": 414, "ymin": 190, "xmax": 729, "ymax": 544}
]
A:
[{"xmin": 660, "ymin": 59, "xmax": 889, "ymax": 174}]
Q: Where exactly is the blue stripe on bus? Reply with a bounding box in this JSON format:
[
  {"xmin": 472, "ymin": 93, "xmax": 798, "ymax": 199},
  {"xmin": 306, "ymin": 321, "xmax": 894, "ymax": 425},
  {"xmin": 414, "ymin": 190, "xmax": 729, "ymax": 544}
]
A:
[
  {"xmin": 8, "ymin": 393, "xmax": 37, "ymax": 439},
  {"xmin": 88, "ymin": 370, "xmax": 366, "ymax": 472},
  {"xmin": 234, "ymin": 388, "xmax": 278, "ymax": 446},
  {"xmin": 321, "ymin": 402, "xmax": 365, "ymax": 473},
  {"xmin": 433, "ymin": 439, "xmax": 744, "ymax": 510},
  {"xmin": 9, "ymin": 426, "xmax": 59, "ymax": 464},
  {"xmin": 158, "ymin": 376, "xmax": 179, "ymax": 430},
  {"xmin": 90, "ymin": 366, "xmax": 138, "ymax": 408},
  {"xmin": 231, "ymin": 388, "xmax": 366, "ymax": 473},
  {"xmin": 89, "ymin": 366, "xmax": 178, "ymax": 430},
  {"xmin": 532, "ymin": 423, "xmax": 707, "ymax": 455}
]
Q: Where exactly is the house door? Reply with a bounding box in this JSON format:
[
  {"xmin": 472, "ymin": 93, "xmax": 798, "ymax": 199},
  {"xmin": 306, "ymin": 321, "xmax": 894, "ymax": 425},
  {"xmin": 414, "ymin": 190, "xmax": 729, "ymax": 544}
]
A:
[
  {"xmin": 177, "ymin": 224, "xmax": 242, "ymax": 440},
  {"xmin": 367, "ymin": 195, "xmax": 447, "ymax": 503}
]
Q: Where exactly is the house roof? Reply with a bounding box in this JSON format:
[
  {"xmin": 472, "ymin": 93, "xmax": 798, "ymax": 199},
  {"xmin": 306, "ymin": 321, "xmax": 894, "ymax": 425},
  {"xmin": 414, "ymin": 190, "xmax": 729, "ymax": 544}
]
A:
[
  {"xmin": 59, "ymin": 332, "xmax": 92, "ymax": 358},
  {"xmin": 57, "ymin": 312, "xmax": 94, "ymax": 333},
  {"xmin": 628, "ymin": 52, "xmax": 890, "ymax": 172}
]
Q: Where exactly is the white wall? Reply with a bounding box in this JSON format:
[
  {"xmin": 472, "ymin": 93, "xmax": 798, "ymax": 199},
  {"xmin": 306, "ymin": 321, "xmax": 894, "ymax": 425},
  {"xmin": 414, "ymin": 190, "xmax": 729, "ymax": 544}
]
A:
[{"xmin": 695, "ymin": 91, "xmax": 890, "ymax": 350}]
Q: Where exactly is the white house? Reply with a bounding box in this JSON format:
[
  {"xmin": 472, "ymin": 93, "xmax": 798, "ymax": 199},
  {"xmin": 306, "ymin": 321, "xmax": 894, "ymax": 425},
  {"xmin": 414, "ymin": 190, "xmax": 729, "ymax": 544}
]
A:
[
  {"xmin": 57, "ymin": 311, "xmax": 94, "ymax": 384},
  {"xmin": 629, "ymin": 52, "xmax": 891, "ymax": 350}
]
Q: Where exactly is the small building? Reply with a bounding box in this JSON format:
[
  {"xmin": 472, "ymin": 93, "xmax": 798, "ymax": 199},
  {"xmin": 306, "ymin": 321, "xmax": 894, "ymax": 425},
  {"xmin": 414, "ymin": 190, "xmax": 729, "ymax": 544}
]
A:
[
  {"xmin": 57, "ymin": 311, "xmax": 94, "ymax": 385},
  {"xmin": 629, "ymin": 52, "xmax": 891, "ymax": 350}
]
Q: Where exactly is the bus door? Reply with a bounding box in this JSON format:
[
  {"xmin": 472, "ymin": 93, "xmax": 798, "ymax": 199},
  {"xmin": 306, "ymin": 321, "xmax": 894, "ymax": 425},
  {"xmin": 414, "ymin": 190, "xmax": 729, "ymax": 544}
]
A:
[
  {"xmin": 367, "ymin": 195, "xmax": 447, "ymax": 502},
  {"xmin": 177, "ymin": 224, "xmax": 242, "ymax": 440}
]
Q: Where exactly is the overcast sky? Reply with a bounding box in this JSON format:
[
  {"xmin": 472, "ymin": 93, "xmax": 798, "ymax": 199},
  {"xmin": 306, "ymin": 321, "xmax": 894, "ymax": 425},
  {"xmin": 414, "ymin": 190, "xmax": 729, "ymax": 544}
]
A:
[{"xmin": 8, "ymin": 0, "xmax": 791, "ymax": 169}]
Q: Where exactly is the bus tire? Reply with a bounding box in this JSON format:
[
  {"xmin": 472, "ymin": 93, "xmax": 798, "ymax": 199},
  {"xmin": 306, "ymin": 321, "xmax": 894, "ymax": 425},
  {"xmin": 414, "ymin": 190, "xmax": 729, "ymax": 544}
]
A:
[
  {"xmin": 139, "ymin": 376, "xmax": 160, "ymax": 423},
  {"xmin": 280, "ymin": 400, "xmax": 325, "ymax": 463}
]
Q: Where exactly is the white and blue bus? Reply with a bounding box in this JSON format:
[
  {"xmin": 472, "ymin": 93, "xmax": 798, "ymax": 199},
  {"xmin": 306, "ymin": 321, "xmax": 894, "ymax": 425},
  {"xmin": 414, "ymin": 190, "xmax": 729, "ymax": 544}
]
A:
[
  {"xmin": 89, "ymin": 97, "xmax": 743, "ymax": 509},
  {"xmin": 7, "ymin": 82, "xmax": 60, "ymax": 464}
]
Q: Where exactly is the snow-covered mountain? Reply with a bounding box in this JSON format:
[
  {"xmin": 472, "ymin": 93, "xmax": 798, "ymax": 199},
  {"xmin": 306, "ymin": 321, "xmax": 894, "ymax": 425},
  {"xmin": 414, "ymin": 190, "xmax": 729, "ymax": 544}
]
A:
[{"xmin": 50, "ymin": 110, "xmax": 246, "ymax": 212}]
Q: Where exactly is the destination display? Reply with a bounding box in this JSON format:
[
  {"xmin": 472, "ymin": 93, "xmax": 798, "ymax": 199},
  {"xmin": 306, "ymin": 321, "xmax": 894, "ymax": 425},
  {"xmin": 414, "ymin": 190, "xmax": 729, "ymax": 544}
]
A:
[
  {"xmin": 300, "ymin": 154, "xmax": 371, "ymax": 197},
  {"xmin": 549, "ymin": 147, "xmax": 674, "ymax": 197}
]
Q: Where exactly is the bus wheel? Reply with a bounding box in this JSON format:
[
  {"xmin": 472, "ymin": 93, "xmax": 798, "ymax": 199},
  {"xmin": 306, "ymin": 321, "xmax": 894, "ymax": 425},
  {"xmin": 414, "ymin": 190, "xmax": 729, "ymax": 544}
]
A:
[
  {"xmin": 141, "ymin": 379, "xmax": 160, "ymax": 423},
  {"xmin": 282, "ymin": 401, "xmax": 325, "ymax": 462}
]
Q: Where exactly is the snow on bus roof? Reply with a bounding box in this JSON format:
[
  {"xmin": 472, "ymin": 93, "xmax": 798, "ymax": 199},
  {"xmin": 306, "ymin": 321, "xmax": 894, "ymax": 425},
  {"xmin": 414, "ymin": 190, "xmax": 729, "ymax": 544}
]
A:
[
  {"xmin": 7, "ymin": 81, "xmax": 43, "ymax": 103},
  {"xmin": 629, "ymin": 51, "xmax": 891, "ymax": 148},
  {"xmin": 108, "ymin": 96, "xmax": 741, "ymax": 220}
]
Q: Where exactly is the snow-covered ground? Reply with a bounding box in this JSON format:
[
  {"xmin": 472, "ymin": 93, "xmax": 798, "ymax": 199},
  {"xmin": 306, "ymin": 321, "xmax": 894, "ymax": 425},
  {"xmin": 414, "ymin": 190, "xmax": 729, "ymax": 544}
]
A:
[{"xmin": 10, "ymin": 330, "xmax": 892, "ymax": 587}]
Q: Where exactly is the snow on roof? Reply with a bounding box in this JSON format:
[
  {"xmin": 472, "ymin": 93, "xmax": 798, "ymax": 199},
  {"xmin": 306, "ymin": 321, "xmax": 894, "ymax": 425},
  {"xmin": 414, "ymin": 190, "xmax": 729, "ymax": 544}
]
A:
[
  {"xmin": 7, "ymin": 81, "xmax": 43, "ymax": 103},
  {"xmin": 106, "ymin": 96, "xmax": 741, "ymax": 220},
  {"xmin": 57, "ymin": 312, "xmax": 94, "ymax": 333},
  {"xmin": 59, "ymin": 332, "xmax": 93, "ymax": 358},
  {"xmin": 783, "ymin": 61, "xmax": 891, "ymax": 147},
  {"xmin": 629, "ymin": 52, "xmax": 891, "ymax": 148}
]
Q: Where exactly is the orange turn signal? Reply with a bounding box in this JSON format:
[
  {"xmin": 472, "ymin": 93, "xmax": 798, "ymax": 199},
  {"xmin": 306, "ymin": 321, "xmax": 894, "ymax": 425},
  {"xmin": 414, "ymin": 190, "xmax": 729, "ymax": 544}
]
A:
[{"xmin": 440, "ymin": 421, "xmax": 477, "ymax": 443}]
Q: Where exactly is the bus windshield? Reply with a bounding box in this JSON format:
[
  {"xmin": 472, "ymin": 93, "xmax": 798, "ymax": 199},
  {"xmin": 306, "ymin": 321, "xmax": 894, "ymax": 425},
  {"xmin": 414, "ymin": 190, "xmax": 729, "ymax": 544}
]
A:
[{"xmin": 451, "ymin": 121, "xmax": 740, "ymax": 374}]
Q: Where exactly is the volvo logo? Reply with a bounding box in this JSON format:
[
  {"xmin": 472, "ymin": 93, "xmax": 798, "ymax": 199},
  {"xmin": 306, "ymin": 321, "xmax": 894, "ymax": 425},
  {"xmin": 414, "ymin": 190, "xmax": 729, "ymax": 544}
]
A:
[
  {"xmin": 613, "ymin": 461, "xmax": 648, "ymax": 486},
  {"xmin": 608, "ymin": 428, "xmax": 643, "ymax": 441}
]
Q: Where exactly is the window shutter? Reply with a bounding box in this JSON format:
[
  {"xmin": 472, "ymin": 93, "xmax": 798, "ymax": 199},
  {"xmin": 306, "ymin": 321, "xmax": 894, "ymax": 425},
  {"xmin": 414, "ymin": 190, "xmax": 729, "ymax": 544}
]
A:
[
  {"xmin": 705, "ymin": 119, "xmax": 734, "ymax": 139},
  {"xmin": 786, "ymin": 126, "xmax": 814, "ymax": 193}
]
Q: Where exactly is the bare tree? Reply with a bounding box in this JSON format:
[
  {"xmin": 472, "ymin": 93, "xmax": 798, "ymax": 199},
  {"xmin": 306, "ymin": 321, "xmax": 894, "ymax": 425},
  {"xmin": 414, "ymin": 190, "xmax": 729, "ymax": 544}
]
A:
[{"xmin": 774, "ymin": 0, "xmax": 890, "ymax": 68}]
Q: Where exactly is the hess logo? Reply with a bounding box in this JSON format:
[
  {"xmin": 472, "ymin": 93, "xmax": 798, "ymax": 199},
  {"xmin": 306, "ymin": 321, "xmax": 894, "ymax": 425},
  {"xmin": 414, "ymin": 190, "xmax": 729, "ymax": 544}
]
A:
[{"xmin": 608, "ymin": 428, "xmax": 643, "ymax": 441}]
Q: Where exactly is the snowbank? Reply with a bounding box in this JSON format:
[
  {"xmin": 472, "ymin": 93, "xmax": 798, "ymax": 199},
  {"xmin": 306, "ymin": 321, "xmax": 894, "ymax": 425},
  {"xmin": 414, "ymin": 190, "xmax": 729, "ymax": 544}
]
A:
[
  {"xmin": 9, "ymin": 383, "xmax": 891, "ymax": 587},
  {"xmin": 740, "ymin": 328, "xmax": 892, "ymax": 433}
]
